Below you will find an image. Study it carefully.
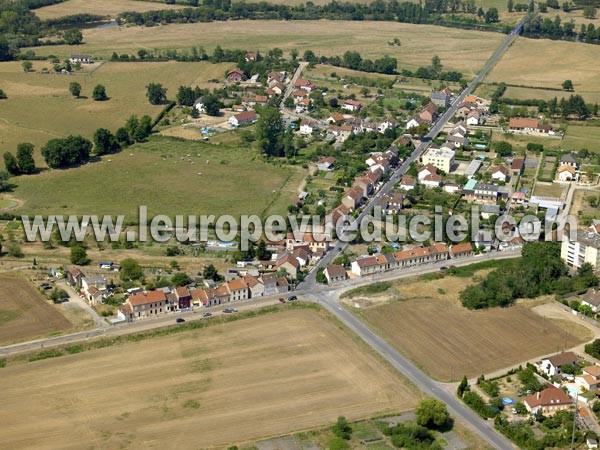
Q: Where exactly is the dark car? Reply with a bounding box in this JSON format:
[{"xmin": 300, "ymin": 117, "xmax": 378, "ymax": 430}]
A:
[
  {"xmin": 223, "ymin": 308, "xmax": 232, "ymax": 313},
  {"xmin": 279, "ymin": 298, "xmax": 286, "ymax": 303},
  {"xmin": 202, "ymin": 312, "xmax": 212, "ymax": 318},
  {"xmin": 288, "ymin": 295, "xmax": 297, "ymax": 301},
  {"xmin": 440, "ymin": 266, "xmax": 448, "ymax": 271},
  {"xmin": 176, "ymin": 318, "xmax": 186, "ymax": 323}
]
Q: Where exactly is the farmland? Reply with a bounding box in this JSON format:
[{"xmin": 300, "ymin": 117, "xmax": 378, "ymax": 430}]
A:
[
  {"xmin": 484, "ymin": 37, "xmax": 600, "ymax": 103},
  {"xmin": 354, "ymin": 271, "xmax": 592, "ymax": 381},
  {"xmin": 33, "ymin": 0, "xmax": 184, "ymax": 20},
  {"xmin": 0, "ymin": 60, "xmax": 232, "ymax": 156},
  {"xmin": 24, "ymin": 21, "xmax": 505, "ymax": 78},
  {"xmin": 0, "ymin": 308, "xmax": 417, "ymax": 449},
  {"xmin": 0, "ymin": 274, "xmax": 72, "ymax": 346},
  {"xmin": 563, "ymin": 124, "xmax": 600, "ymax": 152},
  {"xmin": 11, "ymin": 137, "xmax": 301, "ymax": 218}
]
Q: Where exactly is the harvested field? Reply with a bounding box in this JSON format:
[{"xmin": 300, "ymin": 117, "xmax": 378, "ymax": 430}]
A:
[
  {"xmin": 356, "ymin": 272, "xmax": 593, "ymax": 381},
  {"xmin": 0, "ymin": 308, "xmax": 417, "ymax": 449},
  {"xmin": 34, "ymin": 0, "xmax": 184, "ymax": 20},
  {"xmin": 0, "ymin": 274, "xmax": 71, "ymax": 346},
  {"xmin": 24, "ymin": 21, "xmax": 505, "ymax": 78}
]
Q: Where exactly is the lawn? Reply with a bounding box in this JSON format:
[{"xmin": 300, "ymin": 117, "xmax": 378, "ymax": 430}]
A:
[
  {"xmin": 484, "ymin": 36, "xmax": 600, "ymax": 103},
  {"xmin": 355, "ymin": 271, "xmax": 592, "ymax": 381},
  {"xmin": 533, "ymin": 182, "xmax": 565, "ymax": 198},
  {"xmin": 563, "ymin": 125, "xmax": 600, "ymax": 152},
  {"xmin": 23, "ymin": 21, "xmax": 505, "ymax": 78},
  {"xmin": 0, "ymin": 274, "xmax": 72, "ymax": 346},
  {"xmin": 11, "ymin": 137, "xmax": 302, "ymax": 218},
  {"xmin": 33, "ymin": 0, "xmax": 184, "ymax": 20},
  {"xmin": 0, "ymin": 60, "xmax": 233, "ymax": 158},
  {"xmin": 0, "ymin": 307, "xmax": 417, "ymax": 449}
]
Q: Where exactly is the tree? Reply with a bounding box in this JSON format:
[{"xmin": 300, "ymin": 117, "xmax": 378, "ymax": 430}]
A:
[
  {"xmin": 7, "ymin": 242, "xmax": 23, "ymax": 258},
  {"xmin": 63, "ymin": 29, "xmax": 83, "ymax": 45},
  {"xmin": 3, "ymin": 152, "xmax": 19, "ymax": 175},
  {"xmin": 256, "ymin": 240, "xmax": 271, "ymax": 260},
  {"xmin": 171, "ymin": 272, "xmax": 191, "ymax": 286},
  {"xmin": 485, "ymin": 7, "xmax": 499, "ymax": 23},
  {"xmin": 562, "ymin": 79, "xmax": 574, "ymax": 91},
  {"xmin": 431, "ymin": 55, "xmax": 442, "ymax": 75},
  {"xmin": 70, "ymin": 246, "xmax": 90, "ymax": 265},
  {"xmin": 41, "ymin": 135, "xmax": 92, "ymax": 168},
  {"xmin": 69, "ymin": 81, "xmax": 81, "ymax": 98},
  {"xmin": 0, "ymin": 170, "xmax": 10, "ymax": 192},
  {"xmin": 93, "ymin": 128, "xmax": 120, "ymax": 155},
  {"xmin": 92, "ymin": 84, "xmax": 107, "ymax": 101},
  {"xmin": 176, "ymin": 85, "xmax": 195, "ymax": 106},
  {"xmin": 115, "ymin": 127, "xmax": 131, "ymax": 147},
  {"xmin": 22, "ymin": 61, "xmax": 32, "ymax": 72},
  {"xmin": 256, "ymin": 106, "xmax": 284, "ymax": 157},
  {"xmin": 0, "ymin": 89, "xmax": 6, "ymax": 99},
  {"xmin": 50, "ymin": 288, "xmax": 68, "ymax": 302},
  {"xmin": 415, "ymin": 398, "xmax": 451, "ymax": 430},
  {"xmin": 202, "ymin": 264, "xmax": 222, "ymax": 281},
  {"xmin": 316, "ymin": 268, "xmax": 327, "ymax": 284},
  {"xmin": 493, "ymin": 141, "xmax": 513, "ymax": 157},
  {"xmin": 133, "ymin": 115, "xmax": 153, "ymax": 142},
  {"xmin": 16, "ymin": 143, "xmax": 36, "ymax": 174},
  {"xmin": 457, "ymin": 375, "xmax": 469, "ymax": 397},
  {"xmin": 508, "ymin": 0, "xmax": 514, "ymax": 12},
  {"xmin": 120, "ymin": 258, "xmax": 143, "ymax": 281},
  {"xmin": 146, "ymin": 83, "xmax": 167, "ymax": 105},
  {"xmin": 332, "ymin": 416, "xmax": 352, "ymax": 440},
  {"xmin": 202, "ymin": 94, "xmax": 222, "ymax": 116},
  {"xmin": 583, "ymin": 5, "xmax": 597, "ymax": 19}
]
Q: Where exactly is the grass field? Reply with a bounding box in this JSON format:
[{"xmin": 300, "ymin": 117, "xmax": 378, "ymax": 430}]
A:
[
  {"xmin": 563, "ymin": 124, "xmax": 600, "ymax": 151},
  {"xmin": 533, "ymin": 182, "xmax": 565, "ymax": 198},
  {"xmin": 0, "ymin": 60, "xmax": 232, "ymax": 157},
  {"xmin": 0, "ymin": 308, "xmax": 417, "ymax": 449},
  {"xmin": 11, "ymin": 137, "xmax": 300, "ymax": 218},
  {"xmin": 484, "ymin": 36, "xmax": 600, "ymax": 103},
  {"xmin": 24, "ymin": 21, "xmax": 505, "ymax": 78},
  {"xmin": 0, "ymin": 274, "xmax": 72, "ymax": 346},
  {"xmin": 34, "ymin": 0, "xmax": 184, "ymax": 20},
  {"xmin": 355, "ymin": 272, "xmax": 592, "ymax": 381}
]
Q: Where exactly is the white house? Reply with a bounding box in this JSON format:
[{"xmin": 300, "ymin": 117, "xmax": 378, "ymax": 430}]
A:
[
  {"xmin": 229, "ymin": 110, "xmax": 257, "ymax": 127},
  {"xmin": 317, "ymin": 157, "xmax": 336, "ymax": 171},
  {"xmin": 342, "ymin": 99, "xmax": 363, "ymax": 112},
  {"xmin": 582, "ymin": 288, "xmax": 600, "ymax": 313},
  {"xmin": 490, "ymin": 166, "xmax": 508, "ymax": 182},
  {"xmin": 418, "ymin": 164, "xmax": 437, "ymax": 181},
  {"xmin": 69, "ymin": 54, "xmax": 93, "ymax": 64},
  {"xmin": 466, "ymin": 110, "xmax": 481, "ymax": 126},
  {"xmin": 406, "ymin": 115, "xmax": 423, "ymax": 130},
  {"xmin": 539, "ymin": 352, "xmax": 578, "ymax": 377},
  {"xmin": 557, "ymin": 165, "xmax": 577, "ymax": 182},
  {"xmin": 300, "ymin": 119, "xmax": 318, "ymax": 135}
]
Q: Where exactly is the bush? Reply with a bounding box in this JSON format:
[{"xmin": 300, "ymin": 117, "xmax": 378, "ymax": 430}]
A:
[
  {"xmin": 28, "ymin": 349, "xmax": 63, "ymax": 362},
  {"xmin": 328, "ymin": 436, "xmax": 349, "ymax": 450},
  {"xmin": 462, "ymin": 391, "xmax": 496, "ymax": 419},
  {"xmin": 332, "ymin": 416, "xmax": 352, "ymax": 440}
]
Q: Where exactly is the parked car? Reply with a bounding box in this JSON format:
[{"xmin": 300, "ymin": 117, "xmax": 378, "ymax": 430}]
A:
[
  {"xmin": 440, "ymin": 266, "xmax": 448, "ymax": 271},
  {"xmin": 223, "ymin": 308, "xmax": 233, "ymax": 313},
  {"xmin": 176, "ymin": 318, "xmax": 185, "ymax": 323},
  {"xmin": 288, "ymin": 295, "xmax": 297, "ymax": 301},
  {"xmin": 231, "ymin": 307, "xmax": 238, "ymax": 312},
  {"xmin": 202, "ymin": 312, "xmax": 212, "ymax": 318},
  {"xmin": 279, "ymin": 298, "xmax": 286, "ymax": 303}
]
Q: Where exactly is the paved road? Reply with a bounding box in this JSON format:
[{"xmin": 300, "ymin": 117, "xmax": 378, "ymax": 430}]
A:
[{"xmin": 280, "ymin": 61, "xmax": 308, "ymax": 108}]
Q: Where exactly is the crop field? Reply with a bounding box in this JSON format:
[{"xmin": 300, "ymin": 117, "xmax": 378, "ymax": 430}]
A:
[
  {"xmin": 0, "ymin": 308, "xmax": 417, "ymax": 449},
  {"xmin": 11, "ymin": 137, "xmax": 301, "ymax": 218},
  {"xmin": 355, "ymin": 272, "xmax": 592, "ymax": 381},
  {"xmin": 484, "ymin": 37, "xmax": 600, "ymax": 103},
  {"xmin": 0, "ymin": 274, "xmax": 72, "ymax": 346},
  {"xmin": 0, "ymin": 60, "xmax": 232, "ymax": 157},
  {"xmin": 24, "ymin": 21, "xmax": 505, "ymax": 78},
  {"xmin": 34, "ymin": 0, "xmax": 184, "ymax": 20}
]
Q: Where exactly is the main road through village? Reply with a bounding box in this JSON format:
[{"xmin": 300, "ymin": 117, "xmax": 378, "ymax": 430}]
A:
[{"xmin": 1, "ymin": 22, "xmax": 528, "ymax": 449}]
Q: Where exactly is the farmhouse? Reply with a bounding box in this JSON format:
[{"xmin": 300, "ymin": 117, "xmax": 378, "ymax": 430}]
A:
[
  {"xmin": 524, "ymin": 384, "xmax": 572, "ymax": 416},
  {"xmin": 540, "ymin": 352, "xmax": 579, "ymax": 377},
  {"xmin": 229, "ymin": 110, "xmax": 257, "ymax": 127},
  {"xmin": 342, "ymin": 99, "xmax": 363, "ymax": 112},
  {"xmin": 324, "ymin": 264, "xmax": 348, "ymax": 284},
  {"xmin": 69, "ymin": 54, "xmax": 93, "ymax": 64},
  {"xmin": 509, "ymin": 118, "xmax": 554, "ymax": 135},
  {"xmin": 227, "ymin": 68, "xmax": 245, "ymax": 83}
]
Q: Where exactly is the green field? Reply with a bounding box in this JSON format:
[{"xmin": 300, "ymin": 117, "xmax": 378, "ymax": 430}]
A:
[
  {"xmin": 563, "ymin": 125, "xmax": 600, "ymax": 152},
  {"xmin": 0, "ymin": 60, "xmax": 232, "ymax": 161},
  {"xmin": 11, "ymin": 138, "xmax": 302, "ymax": 218}
]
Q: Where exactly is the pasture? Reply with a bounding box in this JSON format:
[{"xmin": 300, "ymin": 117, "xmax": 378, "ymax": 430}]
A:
[
  {"xmin": 484, "ymin": 36, "xmax": 600, "ymax": 103},
  {"xmin": 33, "ymin": 0, "xmax": 184, "ymax": 20},
  {"xmin": 563, "ymin": 125, "xmax": 600, "ymax": 152},
  {"xmin": 0, "ymin": 60, "xmax": 232, "ymax": 157},
  {"xmin": 0, "ymin": 274, "xmax": 72, "ymax": 346},
  {"xmin": 0, "ymin": 308, "xmax": 417, "ymax": 449},
  {"xmin": 23, "ymin": 20, "xmax": 505, "ymax": 78},
  {"xmin": 355, "ymin": 271, "xmax": 592, "ymax": 381},
  {"xmin": 11, "ymin": 137, "xmax": 301, "ymax": 218}
]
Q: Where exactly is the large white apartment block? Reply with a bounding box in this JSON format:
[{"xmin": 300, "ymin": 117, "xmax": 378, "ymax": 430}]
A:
[
  {"xmin": 561, "ymin": 228, "xmax": 600, "ymax": 270},
  {"xmin": 421, "ymin": 146, "xmax": 455, "ymax": 173}
]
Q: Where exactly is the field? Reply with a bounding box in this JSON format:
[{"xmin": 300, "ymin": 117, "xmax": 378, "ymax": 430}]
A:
[
  {"xmin": 355, "ymin": 271, "xmax": 592, "ymax": 381},
  {"xmin": 0, "ymin": 274, "xmax": 72, "ymax": 346},
  {"xmin": 0, "ymin": 60, "xmax": 232, "ymax": 157},
  {"xmin": 34, "ymin": 0, "xmax": 184, "ymax": 20},
  {"xmin": 0, "ymin": 308, "xmax": 417, "ymax": 449},
  {"xmin": 484, "ymin": 37, "xmax": 600, "ymax": 103},
  {"xmin": 24, "ymin": 21, "xmax": 505, "ymax": 78},
  {"xmin": 11, "ymin": 137, "xmax": 301, "ymax": 218},
  {"xmin": 533, "ymin": 182, "xmax": 565, "ymax": 198},
  {"xmin": 563, "ymin": 124, "xmax": 600, "ymax": 152}
]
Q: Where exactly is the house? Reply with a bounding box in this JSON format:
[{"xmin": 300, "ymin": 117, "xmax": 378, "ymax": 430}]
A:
[
  {"xmin": 587, "ymin": 438, "xmax": 599, "ymax": 450},
  {"xmin": 445, "ymin": 134, "xmax": 468, "ymax": 149},
  {"xmin": 377, "ymin": 118, "xmax": 397, "ymax": 133},
  {"xmin": 342, "ymin": 186, "xmax": 364, "ymax": 210},
  {"xmin": 86, "ymin": 286, "xmax": 103, "ymax": 305},
  {"xmin": 511, "ymin": 191, "xmax": 527, "ymax": 204},
  {"xmin": 173, "ymin": 286, "xmax": 191, "ymax": 310},
  {"xmin": 226, "ymin": 68, "xmax": 245, "ymax": 83},
  {"xmin": 229, "ymin": 110, "xmax": 257, "ymax": 127},
  {"xmin": 285, "ymin": 232, "xmax": 330, "ymax": 254},
  {"xmin": 557, "ymin": 165, "xmax": 576, "ymax": 182},
  {"xmin": 561, "ymin": 228, "xmax": 600, "ymax": 269},
  {"xmin": 490, "ymin": 166, "xmax": 508, "ymax": 182},
  {"xmin": 481, "ymin": 204, "xmax": 501, "ymax": 219},
  {"xmin": 422, "ymin": 173, "xmax": 442, "ymax": 188},
  {"xmin": 576, "ymin": 365, "xmax": 600, "ymax": 391},
  {"xmin": 450, "ymin": 242, "xmax": 473, "ymax": 258},
  {"xmin": 244, "ymin": 52, "xmax": 257, "ymax": 61},
  {"xmin": 292, "ymin": 89, "xmax": 309, "ymax": 104},
  {"xmin": 243, "ymin": 275, "xmax": 264, "ymax": 298},
  {"xmin": 317, "ymin": 157, "xmax": 336, "ymax": 171},
  {"xmin": 324, "ymin": 264, "xmax": 347, "ymax": 284},
  {"xmin": 127, "ymin": 290, "xmax": 167, "ymax": 319},
  {"xmin": 327, "ymin": 113, "xmax": 347, "ymax": 124},
  {"xmin": 523, "ymin": 384, "xmax": 572, "ymax": 416},
  {"xmin": 560, "ymin": 153, "xmax": 579, "ymax": 169},
  {"xmin": 342, "ymin": 99, "xmax": 363, "ymax": 112},
  {"xmin": 268, "ymin": 71, "xmax": 285, "ymax": 84},
  {"xmin": 351, "ymin": 256, "xmax": 380, "ymax": 277},
  {"xmin": 270, "ymin": 82, "xmax": 284, "ymax": 95},
  {"xmin": 509, "ymin": 117, "xmax": 554, "ymax": 135},
  {"xmin": 69, "ymin": 54, "xmax": 93, "ymax": 64},
  {"xmin": 399, "ymin": 176, "xmax": 416, "ymax": 191},
  {"xmin": 449, "ymin": 122, "xmax": 467, "ymax": 137},
  {"xmin": 455, "ymin": 102, "xmax": 476, "ymax": 117},
  {"xmin": 231, "ymin": 104, "xmax": 246, "ymax": 112},
  {"xmin": 67, "ymin": 266, "xmax": 85, "ymax": 289},
  {"xmin": 466, "ymin": 110, "xmax": 481, "ymax": 126},
  {"xmin": 582, "ymin": 288, "xmax": 600, "ymax": 313},
  {"xmin": 421, "ymin": 146, "xmax": 455, "ymax": 173},
  {"xmin": 354, "ymin": 175, "xmax": 374, "ymax": 197},
  {"xmin": 539, "ymin": 352, "xmax": 579, "ymax": 377},
  {"xmin": 405, "ymin": 115, "xmax": 424, "ymax": 130},
  {"xmin": 511, "ymin": 157, "xmax": 525, "ymax": 176},
  {"xmin": 292, "ymin": 246, "xmax": 310, "ymax": 267},
  {"xmin": 378, "ymin": 192, "xmax": 404, "ymax": 214},
  {"xmin": 82, "ymin": 276, "xmax": 108, "ymax": 302},
  {"xmin": 471, "ymin": 182, "xmax": 499, "ymax": 203},
  {"xmin": 275, "ymin": 253, "xmax": 300, "ymax": 278},
  {"xmin": 443, "ymin": 183, "xmax": 460, "ymax": 194},
  {"xmin": 419, "ymin": 103, "xmax": 438, "ymax": 124},
  {"xmin": 300, "ymin": 119, "xmax": 319, "ymax": 135},
  {"xmin": 227, "ymin": 279, "xmax": 248, "ymax": 302},
  {"xmin": 294, "ymin": 78, "xmax": 316, "ymax": 92},
  {"xmin": 418, "ymin": 164, "xmax": 438, "ymax": 181},
  {"xmin": 431, "ymin": 91, "xmax": 450, "ymax": 108}
]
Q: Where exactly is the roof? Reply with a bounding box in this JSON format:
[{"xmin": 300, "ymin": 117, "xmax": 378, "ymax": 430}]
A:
[
  {"xmin": 393, "ymin": 247, "xmax": 431, "ymax": 261},
  {"xmin": 343, "ymin": 99, "xmax": 363, "ymax": 107},
  {"xmin": 558, "ymin": 164, "xmax": 576, "ymax": 174},
  {"xmin": 463, "ymin": 178, "xmax": 478, "ymax": 191},
  {"xmin": 509, "ymin": 117, "xmax": 539, "ymax": 129},
  {"xmin": 582, "ymin": 289, "xmax": 600, "ymax": 307},
  {"xmin": 545, "ymin": 351, "xmax": 578, "ymax": 367},
  {"xmin": 129, "ymin": 290, "xmax": 167, "ymax": 307},
  {"xmin": 400, "ymin": 176, "xmax": 416, "ymax": 186},
  {"xmin": 355, "ymin": 256, "xmax": 378, "ymax": 268},
  {"xmin": 560, "ymin": 153, "xmax": 578, "ymax": 164},
  {"xmin": 451, "ymin": 242, "xmax": 473, "ymax": 254},
  {"xmin": 423, "ymin": 173, "xmax": 442, "ymax": 182},
  {"xmin": 584, "ymin": 365, "xmax": 600, "ymax": 377},
  {"xmin": 233, "ymin": 110, "xmax": 257, "ymax": 122},
  {"xmin": 524, "ymin": 384, "xmax": 572, "ymax": 409},
  {"xmin": 325, "ymin": 264, "xmax": 347, "ymax": 278},
  {"xmin": 228, "ymin": 278, "xmax": 247, "ymax": 291},
  {"xmin": 318, "ymin": 156, "xmax": 336, "ymax": 165},
  {"xmin": 511, "ymin": 158, "xmax": 525, "ymax": 170},
  {"xmin": 228, "ymin": 68, "xmax": 244, "ymax": 76},
  {"xmin": 175, "ymin": 286, "xmax": 190, "ymax": 298},
  {"xmin": 490, "ymin": 165, "xmax": 508, "ymax": 175}
]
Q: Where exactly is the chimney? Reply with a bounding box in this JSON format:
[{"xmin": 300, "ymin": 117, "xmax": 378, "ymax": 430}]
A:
[{"xmin": 537, "ymin": 392, "xmax": 541, "ymax": 400}]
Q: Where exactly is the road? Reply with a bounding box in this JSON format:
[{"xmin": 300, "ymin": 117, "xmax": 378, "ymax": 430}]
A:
[{"xmin": 280, "ymin": 61, "xmax": 309, "ymax": 108}]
